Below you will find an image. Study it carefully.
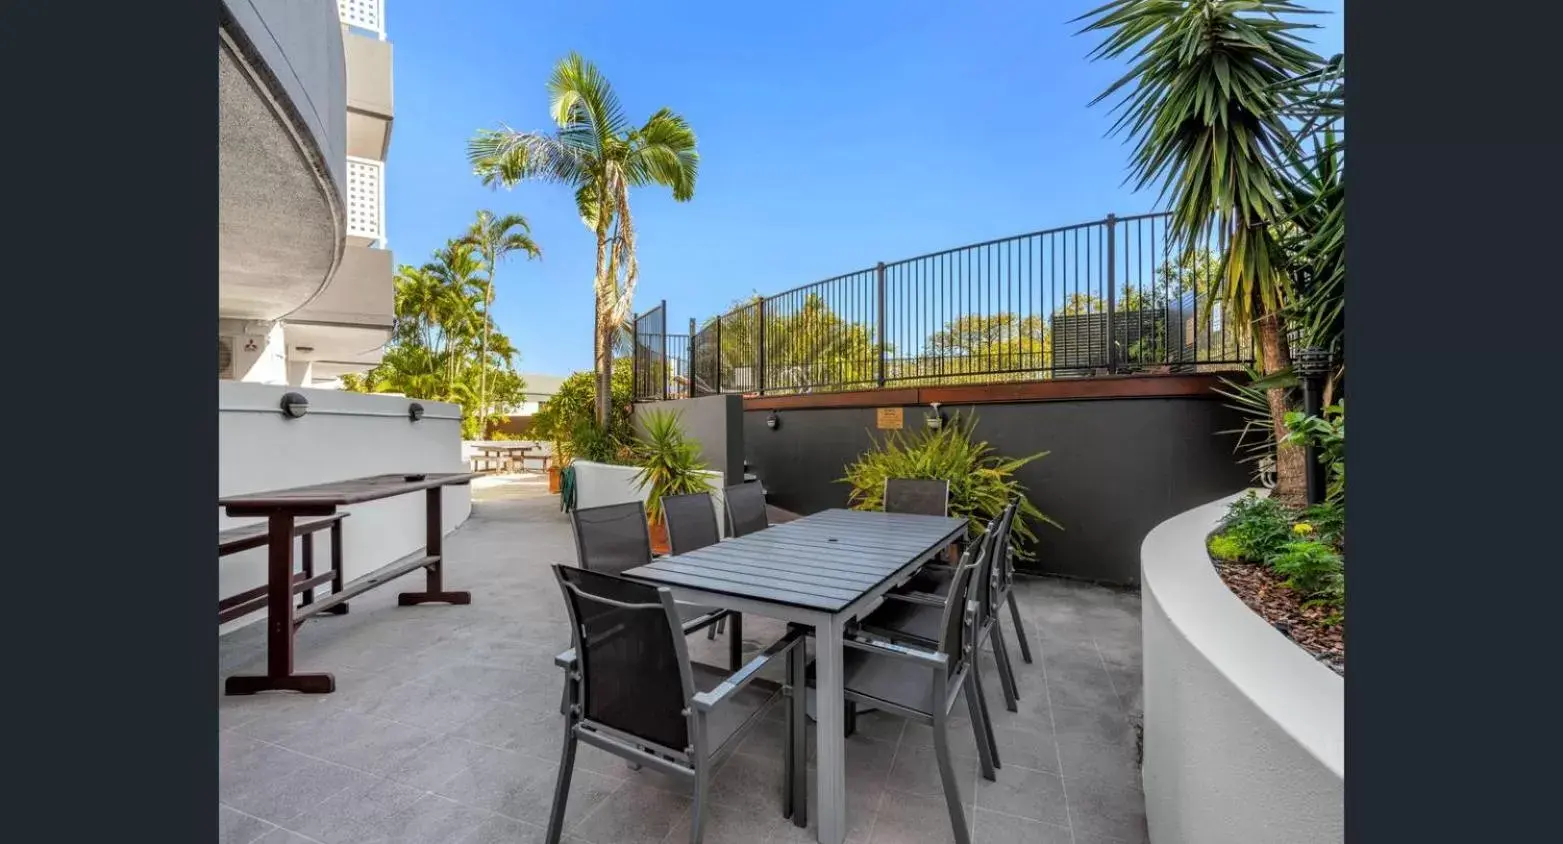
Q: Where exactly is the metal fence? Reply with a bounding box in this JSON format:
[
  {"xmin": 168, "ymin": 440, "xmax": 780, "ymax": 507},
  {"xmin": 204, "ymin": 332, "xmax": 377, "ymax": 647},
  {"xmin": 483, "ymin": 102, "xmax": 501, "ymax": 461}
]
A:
[{"xmin": 633, "ymin": 212, "xmax": 1253, "ymax": 400}]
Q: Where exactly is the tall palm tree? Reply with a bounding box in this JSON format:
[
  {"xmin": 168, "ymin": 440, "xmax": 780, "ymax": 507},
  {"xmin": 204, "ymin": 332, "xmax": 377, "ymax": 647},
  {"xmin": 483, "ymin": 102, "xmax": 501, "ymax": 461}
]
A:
[
  {"xmin": 1077, "ymin": 0, "xmax": 1324, "ymax": 506},
  {"xmin": 461, "ymin": 211, "xmax": 541, "ymax": 425},
  {"xmin": 467, "ymin": 52, "xmax": 699, "ymax": 426}
]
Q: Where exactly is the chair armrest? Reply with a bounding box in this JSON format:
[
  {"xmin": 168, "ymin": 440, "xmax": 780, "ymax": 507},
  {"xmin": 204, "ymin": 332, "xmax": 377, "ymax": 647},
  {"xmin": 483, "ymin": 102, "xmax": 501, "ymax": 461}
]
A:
[
  {"xmin": 884, "ymin": 590, "xmax": 946, "ymax": 608},
  {"xmin": 556, "ymin": 608, "xmax": 730, "ymax": 670},
  {"xmin": 842, "ymin": 631, "xmax": 948, "ymax": 669},
  {"xmin": 692, "ymin": 627, "xmax": 807, "ymax": 712}
]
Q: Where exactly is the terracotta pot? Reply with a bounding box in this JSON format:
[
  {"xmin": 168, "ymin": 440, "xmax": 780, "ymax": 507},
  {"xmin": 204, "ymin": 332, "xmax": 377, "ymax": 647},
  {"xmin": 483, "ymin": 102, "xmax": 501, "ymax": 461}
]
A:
[
  {"xmin": 648, "ymin": 518, "xmax": 671, "ymax": 556},
  {"xmin": 547, "ymin": 465, "xmax": 561, "ymax": 494}
]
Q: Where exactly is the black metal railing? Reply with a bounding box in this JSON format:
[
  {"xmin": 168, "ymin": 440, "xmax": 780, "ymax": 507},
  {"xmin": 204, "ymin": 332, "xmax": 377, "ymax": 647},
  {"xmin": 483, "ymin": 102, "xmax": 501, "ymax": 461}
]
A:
[{"xmin": 634, "ymin": 212, "xmax": 1253, "ymax": 400}]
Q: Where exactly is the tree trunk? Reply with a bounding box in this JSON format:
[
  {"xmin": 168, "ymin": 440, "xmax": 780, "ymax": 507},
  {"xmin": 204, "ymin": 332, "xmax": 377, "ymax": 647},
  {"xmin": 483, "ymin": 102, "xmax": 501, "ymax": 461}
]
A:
[
  {"xmin": 478, "ymin": 276, "xmax": 493, "ymax": 436},
  {"xmin": 593, "ymin": 226, "xmax": 611, "ymax": 429},
  {"xmin": 1257, "ymin": 311, "xmax": 1306, "ymax": 508}
]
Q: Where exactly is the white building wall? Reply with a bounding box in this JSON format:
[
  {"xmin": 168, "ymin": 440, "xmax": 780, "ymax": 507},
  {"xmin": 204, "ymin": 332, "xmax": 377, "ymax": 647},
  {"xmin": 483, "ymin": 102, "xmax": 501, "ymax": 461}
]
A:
[{"xmin": 219, "ymin": 381, "xmax": 472, "ymax": 636}]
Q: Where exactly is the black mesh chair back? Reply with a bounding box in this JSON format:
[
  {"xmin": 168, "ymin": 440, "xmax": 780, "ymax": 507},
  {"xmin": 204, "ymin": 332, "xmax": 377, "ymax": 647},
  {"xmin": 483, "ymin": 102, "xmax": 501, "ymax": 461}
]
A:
[
  {"xmin": 724, "ymin": 483, "xmax": 769, "ymax": 537},
  {"xmin": 937, "ymin": 527, "xmax": 991, "ymax": 679},
  {"xmin": 553, "ymin": 566, "xmax": 693, "ymax": 756},
  {"xmin": 569, "ymin": 501, "xmax": 653, "ymax": 575},
  {"xmin": 663, "ymin": 492, "xmax": 721, "ymax": 556},
  {"xmin": 984, "ymin": 501, "xmax": 1019, "ymax": 617},
  {"xmin": 884, "ymin": 478, "xmax": 951, "ymax": 517}
]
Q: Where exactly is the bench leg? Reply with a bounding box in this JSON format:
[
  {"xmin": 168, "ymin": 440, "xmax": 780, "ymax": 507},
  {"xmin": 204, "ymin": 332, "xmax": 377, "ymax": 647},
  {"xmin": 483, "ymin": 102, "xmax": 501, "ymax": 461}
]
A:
[
  {"xmin": 299, "ymin": 532, "xmax": 316, "ymax": 607},
  {"xmin": 324, "ymin": 520, "xmax": 349, "ymax": 614},
  {"xmin": 225, "ymin": 513, "xmax": 335, "ymax": 695},
  {"xmin": 399, "ymin": 487, "xmax": 472, "ymax": 606}
]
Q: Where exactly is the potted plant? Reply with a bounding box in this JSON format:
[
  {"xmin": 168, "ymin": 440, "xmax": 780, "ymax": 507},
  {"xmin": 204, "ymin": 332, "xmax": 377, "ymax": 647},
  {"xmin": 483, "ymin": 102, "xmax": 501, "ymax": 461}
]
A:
[{"xmin": 633, "ymin": 410, "xmax": 711, "ymax": 555}]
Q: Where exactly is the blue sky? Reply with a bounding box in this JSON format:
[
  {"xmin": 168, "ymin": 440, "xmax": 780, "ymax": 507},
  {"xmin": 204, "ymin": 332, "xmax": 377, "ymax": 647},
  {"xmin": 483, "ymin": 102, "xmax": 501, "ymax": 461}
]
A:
[{"xmin": 386, "ymin": 0, "xmax": 1344, "ymax": 377}]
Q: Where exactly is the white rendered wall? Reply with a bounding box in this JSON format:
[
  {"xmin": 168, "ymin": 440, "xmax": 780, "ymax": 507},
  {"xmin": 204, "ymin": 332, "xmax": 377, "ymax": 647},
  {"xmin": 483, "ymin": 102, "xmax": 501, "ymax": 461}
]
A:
[
  {"xmin": 571, "ymin": 461, "xmax": 727, "ymax": 538},
  {"xmin": 1140, "ymin": 493, "xmax": 1344, "ymax": 844},
  {"xmin": 219, "ymin": 382, "xmax": 473, "ymax": 635}
]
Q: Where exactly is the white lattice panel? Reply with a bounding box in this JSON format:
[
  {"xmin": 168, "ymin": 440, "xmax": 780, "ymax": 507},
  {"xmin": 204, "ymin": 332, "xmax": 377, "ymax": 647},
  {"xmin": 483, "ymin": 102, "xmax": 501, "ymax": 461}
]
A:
[
  {"xmin": 346, "ymin": 157, "xmax": 383, "ymax": 243},
  {"xmin": 337, "ymin": 0, "xmax": 383, "ymax": 37}
]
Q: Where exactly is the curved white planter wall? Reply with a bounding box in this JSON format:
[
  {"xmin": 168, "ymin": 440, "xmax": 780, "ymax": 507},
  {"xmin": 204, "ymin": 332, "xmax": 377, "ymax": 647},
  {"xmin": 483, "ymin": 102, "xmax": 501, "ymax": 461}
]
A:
[
  {"xmin": 571, "ymin": 461, "xmax": 727, "ymax": 537},
  {"xmin": 219, "ymin": 382, "xmax": 472, "ymax": 635},
  {"xmin": 1141, "ymin": 493, "xmax": 1343, "ymax": 844}
]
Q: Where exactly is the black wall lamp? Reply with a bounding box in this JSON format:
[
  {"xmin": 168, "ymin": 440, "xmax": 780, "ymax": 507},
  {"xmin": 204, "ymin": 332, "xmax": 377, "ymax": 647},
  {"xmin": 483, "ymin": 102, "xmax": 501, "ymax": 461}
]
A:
[
  {"xmin": 279, "ymin": 392, "xmax": 310, "ymax": 419},
  {"xmin": 409, "ymin": 402, "xmax": 425, "ymax": 422},
  {"xmin": 765, "ymin": 411, "xmax": 780, "ymax": 430},
  {"xmin": 925, "ymin": 402, "xmax": 946, "ymax": 430}
]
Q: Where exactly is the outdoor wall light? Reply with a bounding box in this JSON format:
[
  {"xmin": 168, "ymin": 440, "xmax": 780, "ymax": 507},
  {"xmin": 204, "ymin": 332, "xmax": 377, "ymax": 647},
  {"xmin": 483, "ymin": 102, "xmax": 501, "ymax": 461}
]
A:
[
  {"xmin": 765, "ymin": 411, "xmax": 780, "ymax": 430},
  {"xmin": 925, "ymin": 402, "xmax": 945, "ymax": 430},
  {"xmin": 279, "ymin": 392, "xmax": 310, "ymax": 419},
  {"xmin": 408, "ymin": 402, "xmax": 425, "ymax": 422}
]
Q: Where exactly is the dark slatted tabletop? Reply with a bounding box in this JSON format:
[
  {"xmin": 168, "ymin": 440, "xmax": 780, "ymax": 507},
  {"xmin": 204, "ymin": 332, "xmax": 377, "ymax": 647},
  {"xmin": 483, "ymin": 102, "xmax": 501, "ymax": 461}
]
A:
[
  {"xmin": 624, "ymin": 508, "xmax": 967, "ymax": 612},
  {"xmin": 219, "ymin": 472, "xmax": 481, "ymax": 515}
]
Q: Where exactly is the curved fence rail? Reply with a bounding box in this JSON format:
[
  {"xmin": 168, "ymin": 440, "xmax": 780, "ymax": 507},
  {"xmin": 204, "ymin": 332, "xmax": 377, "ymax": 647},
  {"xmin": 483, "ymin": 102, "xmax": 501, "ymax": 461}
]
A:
[{"xmin": 634, "ymin": 212, "xmax": 1253, "ymax": 401}]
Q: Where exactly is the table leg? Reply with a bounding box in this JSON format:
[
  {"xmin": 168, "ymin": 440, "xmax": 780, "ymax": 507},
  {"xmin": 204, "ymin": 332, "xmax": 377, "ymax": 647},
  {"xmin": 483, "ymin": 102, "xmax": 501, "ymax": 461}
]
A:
[
  {"xmin": 398, "ymin": 487, "xmax": 472, "ymax": 606},
  {"xmin": 326, "ymin": 519, "xmax": 349, "ymax": 614},
  {"xmin": 225, "ymin": 514, "xmax": 335, "ymax": 695},
  {"xmin": 814, "ymin": 614, "xmax": 847, "ymax": 844},
  {"xmin": 299, "ymin": 532, "xmax": 316, "ymax": 607}
]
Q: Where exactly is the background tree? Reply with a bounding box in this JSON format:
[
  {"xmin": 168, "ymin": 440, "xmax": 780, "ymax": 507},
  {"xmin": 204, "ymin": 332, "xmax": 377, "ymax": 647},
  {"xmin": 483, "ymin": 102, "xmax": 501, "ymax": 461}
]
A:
[
  {"xmin": 469, "ymin": 52, "xmax": 698, "ymax": 427},
  {"xmin": 921, "ymin": 313, "xmax": 1049, "ymax": 383},
  {"xmin": 1078, "ymin": 0, "xmax": 1324, "ymax": 506},
  {"xmin": 705, "ymin": 293, "xmax": 880, "ymax": 393},
  {"xmin": 461, "ymin": 210, "xmax": 540, "ymax": 429}
]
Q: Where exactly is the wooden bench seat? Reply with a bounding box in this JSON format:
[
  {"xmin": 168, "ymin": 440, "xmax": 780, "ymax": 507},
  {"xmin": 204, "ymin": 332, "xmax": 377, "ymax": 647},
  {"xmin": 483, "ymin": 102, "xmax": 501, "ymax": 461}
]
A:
[{"xmin": 218, "ymin": 513, "xmax": 349, "ymax": 625}]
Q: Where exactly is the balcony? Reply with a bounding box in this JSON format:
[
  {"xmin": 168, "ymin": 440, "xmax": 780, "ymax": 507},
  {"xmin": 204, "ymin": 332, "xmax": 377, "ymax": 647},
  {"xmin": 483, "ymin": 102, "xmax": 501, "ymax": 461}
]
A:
[
  {"xmin": 342, "ymin": 2, "xmax": 394, "ymax": 162},
  {"xmin": 337, "ymin": 0, "xmax": 385, "ymax": 40},
  {"xmin": 346, "ymin": 156, "xmax": 385, "ymax": 247}
]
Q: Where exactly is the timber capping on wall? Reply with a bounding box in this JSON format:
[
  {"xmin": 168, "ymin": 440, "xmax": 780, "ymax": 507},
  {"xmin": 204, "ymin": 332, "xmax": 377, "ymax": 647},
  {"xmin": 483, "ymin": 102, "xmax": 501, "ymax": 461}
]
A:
[{"xmin": 741, "ymin": 373, "xmax": 1235, "ymax": 411}]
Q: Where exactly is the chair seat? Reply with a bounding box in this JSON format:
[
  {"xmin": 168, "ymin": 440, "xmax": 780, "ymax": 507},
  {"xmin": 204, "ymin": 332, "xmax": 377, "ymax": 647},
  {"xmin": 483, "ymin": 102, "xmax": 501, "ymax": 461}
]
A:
[
  {"xmin": 689, "ymin": 662, "xmax": 784, "ymax": 754},
  {"xmin": 859, "ymin": 597, "xmax": 943, "ymax": 644},
  {"xmin": 808, "ymin": 647, "xmax": 936, "ymax": 717}
]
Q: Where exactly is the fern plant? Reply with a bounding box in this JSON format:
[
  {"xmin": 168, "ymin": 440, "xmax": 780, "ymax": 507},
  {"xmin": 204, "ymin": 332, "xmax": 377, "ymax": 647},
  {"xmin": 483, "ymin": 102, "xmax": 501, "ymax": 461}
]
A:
[
  {"xmin": 632, "ymin": 410, "xmax": 710, "ymax": 525},
  {"xmin": 839, "ymin": 414, "xmax": 1059, "ymax": 559}
]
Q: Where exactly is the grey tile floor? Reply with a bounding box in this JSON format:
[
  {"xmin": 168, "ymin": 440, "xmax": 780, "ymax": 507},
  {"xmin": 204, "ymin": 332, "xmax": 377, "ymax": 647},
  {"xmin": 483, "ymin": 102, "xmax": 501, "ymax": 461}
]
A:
[{"xmin": 219, "ymin": 476, "xmax": 1148, "ymax": 844}]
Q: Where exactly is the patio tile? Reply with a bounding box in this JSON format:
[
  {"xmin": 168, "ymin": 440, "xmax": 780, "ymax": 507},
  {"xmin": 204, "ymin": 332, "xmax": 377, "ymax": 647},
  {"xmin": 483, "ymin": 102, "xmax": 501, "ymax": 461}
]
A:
[
  {"xmin": 226, "ymin": 691, "xmax": 347, "ymax": 744},
  {"xmin": 865, "ymin": 789, "xmax": 971, "ymax": 844},
  {"xmin": 1066, "ymin": 780, "xmax": 1150, "ymax": 843},
  {"xmin": 984, "ymin": 724, "xmax": 1060, "ymax": 775},
  {"xmin": 417, "ymin": 662, "xmax": 537, "ymax": 701},
  {"xmin": 271, "ymin": 709, "xmax": 438, "ymax": 776},
  {"xmin": 450, "ymin": 698, "xmax": 564, "ymax": 757},
  {"xmin": 668, "ymin": 800, "xmax": 794, "ymax": 844},
  {"xmin": 707, "ymin": 747, "xmax": 791, "ymax": 817},
  {"xmin": 381, "ymin": 736, "xmax": 497, "ymax": 791},
  {"xmin": 974, "ymin": 766, "xmax": 1070, "ymax": 827},
  {"xmin": 885, "ymin": 744, "xmax": 977, "ymax": 805},
  {"xmin": 970, "ymin": 809, "xmax": 1072, "ymax": 844},
  {"xmin": 434, "ymin": 743, "xmax": 617, "ymax": 828},
  {"xmin": 220, "ymin": 804, "xmax": 276, "ymax": 844},
  {"xmin": 1056, "ymin": 738, "xmax": 1142, "ymax": 792},
  {"xmin": 451, "ymin": 813, "xmax": 548, "ymax": 844},
  {"xmin": 285, "ymin": 773, "xmax": 425, "ymax": 843},
  {"xmin": 253, "ymin": 829, "xmax": 322, "ymax": 844},
  {"xmin": 1049, "ymin": 705, "xmax": 1136, "ymax": 749},
  {"xmin": 376, "ymin": 795, "xmax": 493, "ymax": 843},
  {"xmin": 346, "ymin": 676, "xmax": 492, "ymax": 731},
  {"xmin": 220, "ymin": 740, "xmax": 366, "ymax": 825},
  {"xmin": 568, "ymin": 777, "xmax": 692, "ymax": 844},
  {"xmin": 902, "ymin": 715, "xmax": 986, "ymax": 762},
  {"xmin": 1043, "ymin": 668, "xmax": 1124, "ymax": 711}
]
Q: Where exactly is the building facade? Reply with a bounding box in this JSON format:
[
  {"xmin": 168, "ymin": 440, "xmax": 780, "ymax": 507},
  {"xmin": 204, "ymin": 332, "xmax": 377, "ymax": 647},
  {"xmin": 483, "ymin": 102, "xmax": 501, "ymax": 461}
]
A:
[{"xmin": 218, "ymin": 0, "xmax": 395, "ymax": 388}]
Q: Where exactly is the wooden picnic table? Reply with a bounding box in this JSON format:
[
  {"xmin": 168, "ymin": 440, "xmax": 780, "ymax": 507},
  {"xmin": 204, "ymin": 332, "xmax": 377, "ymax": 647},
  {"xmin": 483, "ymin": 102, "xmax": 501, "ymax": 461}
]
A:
[
  {"xmin": 623, "ymin": 508, "xmax": 967, "ymax": 844},
  {"xmin": 218, "ymin": 472, "xmax": 480, "ymax": 695},
  {"xmin": 472, "ymin": 443, "xmax": 532, "ymax": 473}
]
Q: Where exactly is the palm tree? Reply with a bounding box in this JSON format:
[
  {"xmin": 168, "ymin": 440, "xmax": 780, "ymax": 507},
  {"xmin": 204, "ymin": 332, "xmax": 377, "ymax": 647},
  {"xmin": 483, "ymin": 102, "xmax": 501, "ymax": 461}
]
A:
[
  {"xmin": 1077, "ymin": 0, "xmax": 1324, "ymax": 506},
  {"xmin": 461, "ymin": 211, "xmax": 541, "ymax": 425},
  {"xmin": 467, "ymin": 52, "xmax": 699, "ymax": 426}
]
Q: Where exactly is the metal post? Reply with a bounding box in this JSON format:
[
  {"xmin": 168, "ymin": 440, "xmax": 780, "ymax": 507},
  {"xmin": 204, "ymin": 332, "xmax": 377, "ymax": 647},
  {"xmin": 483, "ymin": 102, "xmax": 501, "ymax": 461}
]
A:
[
  {"xmin": 757, "ymin": 297, "xmax": 767, "ymax": 396},
  {"xmin": 1104, "ymin": 214, "xmax": 1117, "ymax": 374},
  {"xmin": 661, "ymin": 299, "xmax": 669, "ymax": 401},
  {"xmin": 1295, "ymin": 346, "xmax": 1332, "ymax": 506},
  {"xmin": 714, "ymin": 317, "xmax": 722, "ymax": 394},
  {"xmin": 629, "ymin": 309, "xmax": 638, "ymax": 401},
  {"xmin": 689, "ymin": 318, "xmax": 697, "ymax": 398},
  {"xmin": 876, "ymin": 262, "xmax": 887, "ymax": 387}
]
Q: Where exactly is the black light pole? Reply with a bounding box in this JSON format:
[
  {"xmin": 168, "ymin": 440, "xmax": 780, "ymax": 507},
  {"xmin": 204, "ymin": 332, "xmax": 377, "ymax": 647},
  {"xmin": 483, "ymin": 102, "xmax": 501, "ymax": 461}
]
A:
[{"xmin": 1293, "ymin": 346, "xmax": 1332, "ymax": 506}]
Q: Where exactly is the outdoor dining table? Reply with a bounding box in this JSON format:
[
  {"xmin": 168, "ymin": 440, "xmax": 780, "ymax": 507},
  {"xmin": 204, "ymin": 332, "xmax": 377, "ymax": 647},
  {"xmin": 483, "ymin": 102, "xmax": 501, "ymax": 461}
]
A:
[
  {"xmin": 219, "ymin": 472, "xmax": 480, "ymax": 696},
  {"xmin": 622, "ymin": 507, "xmax": 967, "ymax": 844}
]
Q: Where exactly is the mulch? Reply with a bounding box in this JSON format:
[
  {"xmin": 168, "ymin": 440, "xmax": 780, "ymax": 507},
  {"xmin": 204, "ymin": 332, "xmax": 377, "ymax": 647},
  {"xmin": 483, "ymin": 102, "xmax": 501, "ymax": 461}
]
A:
[{"xmin": 1215, "ymin": 561, "xmax": 1345, "ymax": 676}]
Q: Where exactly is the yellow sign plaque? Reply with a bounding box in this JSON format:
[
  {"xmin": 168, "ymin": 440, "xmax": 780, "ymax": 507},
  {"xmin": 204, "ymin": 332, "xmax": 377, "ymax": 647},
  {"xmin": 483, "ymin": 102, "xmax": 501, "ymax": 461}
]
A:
[{"xmin": 876, "ymin": 407, "xmax": 904, "ymax": 429}]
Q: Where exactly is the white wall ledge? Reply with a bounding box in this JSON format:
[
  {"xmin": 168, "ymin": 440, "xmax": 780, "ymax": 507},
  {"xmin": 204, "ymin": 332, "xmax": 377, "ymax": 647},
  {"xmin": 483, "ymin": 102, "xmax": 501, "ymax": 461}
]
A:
[{"xmin": 1141, "ymin": 492, "xmax": 1343, "ymax": 844}]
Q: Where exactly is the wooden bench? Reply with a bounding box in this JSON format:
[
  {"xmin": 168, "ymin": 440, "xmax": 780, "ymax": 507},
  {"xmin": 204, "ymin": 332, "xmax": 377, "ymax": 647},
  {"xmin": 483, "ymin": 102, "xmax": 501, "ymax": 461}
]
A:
[{"xmin": 218, "ymin": 513, "xmax": 349, "ymax": 625}]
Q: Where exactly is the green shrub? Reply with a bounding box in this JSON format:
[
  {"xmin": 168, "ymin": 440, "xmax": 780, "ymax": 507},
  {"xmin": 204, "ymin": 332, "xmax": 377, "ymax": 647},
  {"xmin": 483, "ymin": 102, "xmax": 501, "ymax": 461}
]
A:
[
  {"xmin": 1207, "ymin": 534, "xmax": 1246, "ymax": 562},
  {"xmin": 1283, "ymin": 400, "xmax": 1346, "ymax": 506},
  {"xmin": 1271, "ymin": 539, "xmax": 1344, "ymax": 598},
  {"xmin": 632, "ymin": 410, "xmax": 710, "ymax": 524},
  {"xmin": 1220, "ymin": 493, "xmax": 1294, "ymax": 562},
  {"xmin": 839, "ymin": 413, "xmax": 1059, "ymax": 559},
  {"xmin": 1298, "ymin": 501, "xmax": 1344, "ymax": 544}
]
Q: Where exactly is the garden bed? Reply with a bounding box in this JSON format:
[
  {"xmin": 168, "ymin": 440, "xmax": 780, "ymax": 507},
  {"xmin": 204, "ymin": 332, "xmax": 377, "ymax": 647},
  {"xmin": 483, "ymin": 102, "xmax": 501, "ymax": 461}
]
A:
[{"xmin": 1215, "ymin": 560, "xmax": 1344, "ymax": 675}]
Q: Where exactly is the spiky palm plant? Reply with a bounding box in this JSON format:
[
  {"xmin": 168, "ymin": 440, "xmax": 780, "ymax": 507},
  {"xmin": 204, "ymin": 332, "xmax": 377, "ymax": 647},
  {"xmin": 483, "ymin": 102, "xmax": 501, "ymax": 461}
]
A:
[
  {"xmin": 1077, "ymin": 0, "xmax": 1325, "ymax": 506},
  {"xmin": 469, "ymin": 53, "xmax": 699, "ymax": 427}
]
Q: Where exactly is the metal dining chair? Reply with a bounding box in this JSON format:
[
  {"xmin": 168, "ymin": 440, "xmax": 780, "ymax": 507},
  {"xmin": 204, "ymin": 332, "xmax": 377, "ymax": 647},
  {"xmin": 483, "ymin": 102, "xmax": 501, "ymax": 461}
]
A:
[
  {"xmin": 804, "ymin": 539, "xmax": 999, "ymax": 844},
  {"xmin": 549, "ymin": 566, "xmax": 808, "ymax": 844},
  {"xmin": 723, "ymin": 482, "xmax": 769, "ymax": 537},
  {"xmin": 884, "ymin": 478, "xmax": 951, "ymax": 517},
  {"xmin": 663, "ymin": 491, "xmax": 744, "ymax": 669}
]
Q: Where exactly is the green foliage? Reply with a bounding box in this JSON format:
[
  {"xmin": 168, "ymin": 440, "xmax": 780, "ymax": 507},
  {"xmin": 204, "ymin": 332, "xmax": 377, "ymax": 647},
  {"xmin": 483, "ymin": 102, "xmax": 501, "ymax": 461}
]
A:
[
  {"xmin": 1207, "ymin": 533, "xmax": 1245, "ymax": 562},
  {"xmin": 1283, "ymin": 400, "xmax": 1346, "ymax": 506},
  {"xmin": 1299, "ymin": 501, "xmax": 1344, "ymax": 545},
  {"xmin": 1219, "ymin": 492, "xmax": 1294, "ymax": 562},
  {"xmin": 568, "ymin": 417, "xmax": 631, "ymax": 466},
  {"xmin": 1271, "ymin": 539, "xmax": 1344, "ymax": 600},
  {"xmin": 632, "ymin": 410, "xmax": 711, "ymax": 524},
  {"xmin": 1214, "ymin": 367, "xmax": 1297, "ymax": 486},
  {"xmin": 839, "ymin": 414, "xmax": 1060, "ymax": 559},
  {"xmin": 533, "ymin": 367, "xmax": 634, "ymax": 462}
]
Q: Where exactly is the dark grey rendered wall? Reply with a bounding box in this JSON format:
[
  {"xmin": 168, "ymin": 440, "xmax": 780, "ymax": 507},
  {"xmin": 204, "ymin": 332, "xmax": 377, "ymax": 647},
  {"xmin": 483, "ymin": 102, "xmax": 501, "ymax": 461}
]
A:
[
  {"xmin": 743, "ymin": 398, "xmax": 1251, "ymax": 585},
  {"xmin": 635, "ymin": 394, "xmax": 746, "ymax": 487}
]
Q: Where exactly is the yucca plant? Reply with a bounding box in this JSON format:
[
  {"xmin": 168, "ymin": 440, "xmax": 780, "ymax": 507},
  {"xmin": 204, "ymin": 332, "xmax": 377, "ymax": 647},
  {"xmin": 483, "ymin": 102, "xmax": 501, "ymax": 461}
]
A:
[
  {"xmin": 839, "ymin": 415, "xmax": 1059, "ymax": 559},
  {"xmin": 632, "ymin": 410, "xmax": 710, "ymax": 525}
]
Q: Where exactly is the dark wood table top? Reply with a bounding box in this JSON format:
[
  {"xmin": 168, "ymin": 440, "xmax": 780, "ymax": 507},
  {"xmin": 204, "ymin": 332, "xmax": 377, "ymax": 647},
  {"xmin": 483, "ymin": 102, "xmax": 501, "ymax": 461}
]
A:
[
  {"xmin": 624, "ymin": 508, "xmax": 967, "ymax": 613},
  {"xmin": 220, "ymin": 472, "xmax": 481, "ymax": 516}
]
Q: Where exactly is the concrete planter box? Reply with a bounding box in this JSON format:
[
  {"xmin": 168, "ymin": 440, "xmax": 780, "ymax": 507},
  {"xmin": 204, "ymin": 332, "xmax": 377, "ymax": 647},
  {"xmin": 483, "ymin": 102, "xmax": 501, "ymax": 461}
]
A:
[
  {"xmin": 1141, "ymin": 492, "xmax": 1344, "ymax": 844},
  {"xmin": 570, "ymin": 461, "xmax": 728, "ymax": 538}
]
